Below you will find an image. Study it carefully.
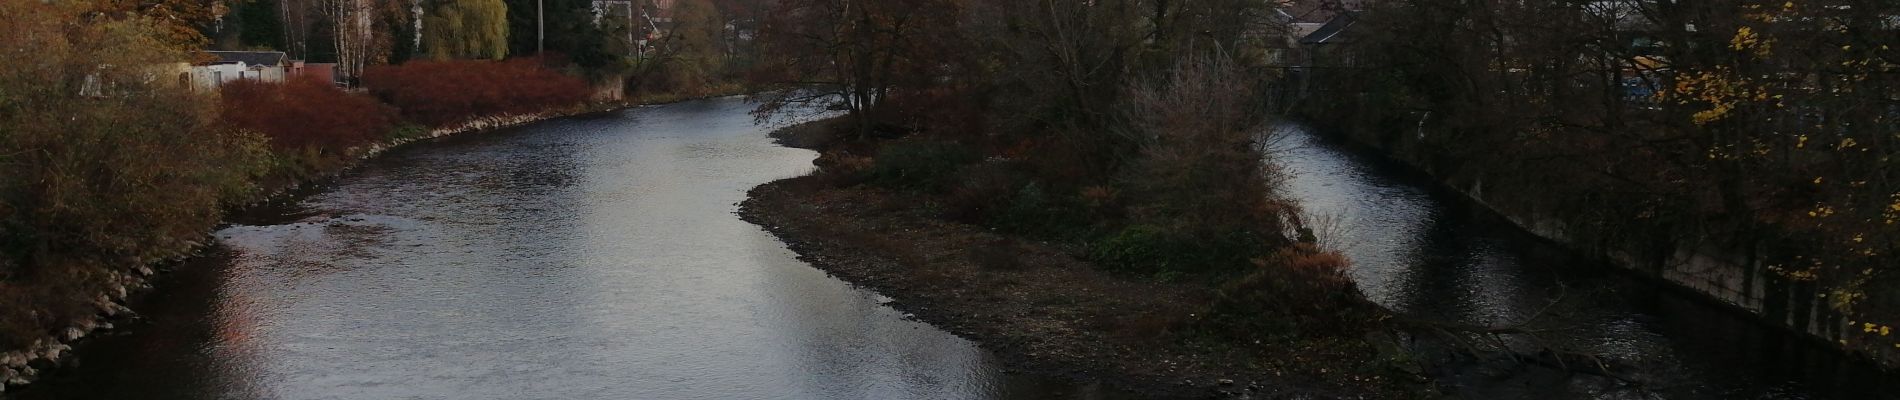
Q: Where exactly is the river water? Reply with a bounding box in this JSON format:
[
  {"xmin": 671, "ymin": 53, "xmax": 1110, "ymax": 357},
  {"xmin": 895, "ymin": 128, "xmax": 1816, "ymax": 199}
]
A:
[
  {"xmin": 15, "ymin": 98, "xmax": 1096, "ymax": 399},
  {"xmin": 1272, "ymin": 122, "xmax": 1893, "ymax": 399},
  {"xmin": 14, "ymin": 99, "xmax": 1891, "ymax": 399}
]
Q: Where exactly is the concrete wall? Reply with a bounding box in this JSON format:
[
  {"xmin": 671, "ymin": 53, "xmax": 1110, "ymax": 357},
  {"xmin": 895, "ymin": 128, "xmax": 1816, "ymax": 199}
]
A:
[{"xmin": 1448, "ymin": 178, "xmax": 1895, "ymax": 368}]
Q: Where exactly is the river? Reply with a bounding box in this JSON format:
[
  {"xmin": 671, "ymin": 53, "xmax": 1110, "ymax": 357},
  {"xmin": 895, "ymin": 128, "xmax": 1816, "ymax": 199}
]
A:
[
  {"xmin": 14, "ymin": 98, "xmax": 1096, "ymax": 399},
  {"xmin": 1272, "ymin": 122, "xmax": 1894, "ymax": 399},
  {"xmin": 13, "ymin": 99, "xmax": 1891, "ymax": 400}
]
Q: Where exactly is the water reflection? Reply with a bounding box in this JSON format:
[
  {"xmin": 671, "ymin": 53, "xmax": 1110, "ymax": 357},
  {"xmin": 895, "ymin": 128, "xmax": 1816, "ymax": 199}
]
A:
[
  {"xmin": 18, "ymin": 98, "xmax": 1091, "ymax": 399},
  {"xmin": 1272, "ymin": 122, "xmax": 1892, "ymax": 399}
]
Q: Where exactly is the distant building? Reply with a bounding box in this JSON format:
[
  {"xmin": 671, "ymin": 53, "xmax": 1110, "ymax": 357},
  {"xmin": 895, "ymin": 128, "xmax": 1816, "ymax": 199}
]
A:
[
  {"xmin": 1300, "ymin": 11, "xmax": 1361, "ymax": 68},
  {"xmin": 1282, "ymin": 0, "xmax": 1365, "ymax": 25},
  {"xmin": 1269, "ymin": 11, "xmax": 1363, "ymax": 108},
  {"xmin": 189, "ymin": 51, "xmax": 288, "ymax": 90},
  {"xmin": 289, "ymin": 61, "xmax": 340, "ymax": 85},
  {"xmin": 184, "ymin": 51, "xmax": 338, "ymax": 91},
  {"xmin": 593, "ymin": 0, "xmax": 675, "ymax": 58}
]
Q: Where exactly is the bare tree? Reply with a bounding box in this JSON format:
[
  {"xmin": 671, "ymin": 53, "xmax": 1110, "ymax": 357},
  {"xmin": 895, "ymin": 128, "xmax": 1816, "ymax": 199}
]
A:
[
  {"xmin": 315, "ymin": 0, "xmax": 375, "ymax": 81},
  {"xmin": 747, "ymin": 0, "xmax": 966, "ymax": 138}
]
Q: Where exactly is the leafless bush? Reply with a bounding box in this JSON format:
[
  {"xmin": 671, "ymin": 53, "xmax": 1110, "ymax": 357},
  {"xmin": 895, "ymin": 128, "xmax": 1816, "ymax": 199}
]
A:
[
  {"xmin": 1301, "ymin": 210, "xmax": 1363, "ymax": 255},
  {"xmin": 1117, "ymin": 53, "xmax": 1287, "ymax": 243}
]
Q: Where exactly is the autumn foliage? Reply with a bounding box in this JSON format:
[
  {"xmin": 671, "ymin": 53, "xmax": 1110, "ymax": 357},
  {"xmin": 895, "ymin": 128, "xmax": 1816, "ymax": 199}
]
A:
[
  {"xmin": 219, "ymin": 78, "xmax": 399, "ymax": 150},
  {"xmin": 361, "ymin": 58, "xmax": 591, "ymax": 127},
  {"xmin": 1, "ymin": 1, "xmax": 267, "ymax": 348}
]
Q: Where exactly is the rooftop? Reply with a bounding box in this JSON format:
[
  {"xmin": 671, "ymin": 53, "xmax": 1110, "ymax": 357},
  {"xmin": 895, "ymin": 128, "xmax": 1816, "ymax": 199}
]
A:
[
  {"xmin": 1300, "ymin": 12, "xmax": 1358, "ymax": 45},
  {"xmin": 205, "ymin": 51, "xmax": 288, "ymax": 67}
]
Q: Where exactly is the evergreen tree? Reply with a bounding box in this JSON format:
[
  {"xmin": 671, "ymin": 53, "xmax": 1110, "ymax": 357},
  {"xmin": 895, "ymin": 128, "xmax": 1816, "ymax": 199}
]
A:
[
  {"xmin": 236, "ymin": 0, "xmax": 286, "ymax": 50},
  {"xmin": 503, "ymin": 0, "xmax": 614, "ymax": 68}
]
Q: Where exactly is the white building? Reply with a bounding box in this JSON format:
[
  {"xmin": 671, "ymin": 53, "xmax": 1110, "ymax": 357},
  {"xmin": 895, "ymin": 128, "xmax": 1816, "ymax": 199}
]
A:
[{"xmin": 189, "ymin": 51, "xmax": 289, "ymax": 91}]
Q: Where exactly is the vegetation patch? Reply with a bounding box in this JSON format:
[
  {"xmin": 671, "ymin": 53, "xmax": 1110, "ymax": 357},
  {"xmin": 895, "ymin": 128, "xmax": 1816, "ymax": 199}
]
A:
[
  {"xmin": 866, "ymin": 140, "xmax": 981, "ymax": 192},
  {"xmin": 361, "ymin": 58, "xmax": 592, "ymax": 127}
]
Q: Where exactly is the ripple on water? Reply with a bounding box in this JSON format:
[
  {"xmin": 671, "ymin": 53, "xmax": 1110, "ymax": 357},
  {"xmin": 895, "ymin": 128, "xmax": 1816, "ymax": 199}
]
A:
[{"xmin": 18, "ymin": 98, "xmax": 1106, "ymax": 400}]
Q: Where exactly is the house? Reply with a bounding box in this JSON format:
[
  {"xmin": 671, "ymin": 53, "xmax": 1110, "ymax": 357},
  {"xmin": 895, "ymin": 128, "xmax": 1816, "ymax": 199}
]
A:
[
  {"xmin": 189, "ymin": 51, "xmax": 289, "ymax": 90},
  {"xmin": 288, "ymin": 61, "xmax": 339, "ymax": 85},
  {"xmin": 1300, "ymin": 11, "xmax": 1361, "ymax": 68},
  {"xmin": 1271, "ymin": 11, "xmax": 1363, "ymax": 108}
]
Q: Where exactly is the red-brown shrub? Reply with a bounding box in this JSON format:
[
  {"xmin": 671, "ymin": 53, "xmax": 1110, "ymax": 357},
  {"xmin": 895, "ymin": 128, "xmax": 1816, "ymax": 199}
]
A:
[
  {"xmin": 361, "ymin": 58, "xmax": 591, "ymax": 127},
  {"xmin": 1203, "ymin": 243, "xmax": 1380, "ymax": 338},
  {"xmin": 219, "ymin": 77, "xmax": 398, "ymax": 150}
]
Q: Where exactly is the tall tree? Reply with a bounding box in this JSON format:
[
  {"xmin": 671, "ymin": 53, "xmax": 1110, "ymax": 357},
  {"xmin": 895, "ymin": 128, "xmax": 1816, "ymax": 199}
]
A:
[
  {"xmin": 422, "ymin": 0, "xmax": 509, "ymax": 59},
  {"xmin": 86, "ymin": 0, "xmax": 231, "ymax": 49},
  {"xmin": 279, "ymin": 0, "xmax": 318, "ymax": 58},
  {"xmin": 660, "ymin": 0, "xmax": 725, "ymax": 92},
  {"xmin": 235, "ymin": 0, "xmax": 286, "ymax": 50},
  {"xmin": 749, "ymin": 0, "xmax": 970, "ymax": 138},
  {"xmin": 502, "ymin": 0, "xmax": 613, "ymax": 68},
  {"xmin": 363, "ymin": 0, "xmax": 416, "ymax": 64},
  {"xmin": 318, "ymin": 0, "xmax": 377, "ymax": 78}
]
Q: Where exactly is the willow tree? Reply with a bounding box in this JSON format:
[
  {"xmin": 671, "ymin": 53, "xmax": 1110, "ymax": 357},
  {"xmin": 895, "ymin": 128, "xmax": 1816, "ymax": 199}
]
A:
[
  {"xmin": 660, "ymin": 0, "xmax": 727, "ymax": 93},
  {"xmin": 422, "ymin": 0, "xmax": 509, "ymax": 60}
]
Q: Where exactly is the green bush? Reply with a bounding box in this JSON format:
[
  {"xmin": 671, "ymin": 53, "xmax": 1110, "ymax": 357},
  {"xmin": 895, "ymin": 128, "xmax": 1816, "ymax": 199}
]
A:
[
  {"xmin": 868, "ymin": 140, "xmax": 980, "ymax": 192},
  {"xmin": 1089, "ymin": 225, "xmax": 1179, "ymax": 273},
  {"xmin": 942, "ymin": 162, "xmax": 1098, "ymax": 239},
  {"xmin": 1088, "ymin": 225, "xmax": 1266, "ymax": 276},
  {"xmin": 387, "ymin": 124, "xmax": 432, "ymax": 141},
  {"xmin": 993, "ymin": 183, "xmax": 1095, "ymax": 239}
]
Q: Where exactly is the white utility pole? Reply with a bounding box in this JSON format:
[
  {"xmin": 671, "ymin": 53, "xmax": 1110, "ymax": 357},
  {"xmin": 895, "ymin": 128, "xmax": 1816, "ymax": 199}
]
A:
[{"xmin": 538, "ymin": 0, "xmax": 546, "ymax": 53}]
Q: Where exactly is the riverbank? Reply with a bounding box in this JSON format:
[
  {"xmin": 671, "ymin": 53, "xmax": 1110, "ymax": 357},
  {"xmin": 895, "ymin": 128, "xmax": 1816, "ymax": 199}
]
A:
[
  {"xmin": 0, "ymin": 91, "xmax": 743, "ymax": 393},
  {"xmin": 739, "ymin": 121, "xmax": 1433, "ymax": 399},
  {"xmin": 1296, "ymin": 108, "xmax": 1900, "ymax": 373}
]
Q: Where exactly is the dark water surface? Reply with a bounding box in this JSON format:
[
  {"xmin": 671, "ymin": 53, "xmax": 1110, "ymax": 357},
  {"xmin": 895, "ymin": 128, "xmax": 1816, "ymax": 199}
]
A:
[
  {"xmin": 1273, "ymin": 122, "xmax": 1894, "ymax": 399},
  {"xmin": 17, "ymin": 98, "xmax": 1097, "ymax": 399}
]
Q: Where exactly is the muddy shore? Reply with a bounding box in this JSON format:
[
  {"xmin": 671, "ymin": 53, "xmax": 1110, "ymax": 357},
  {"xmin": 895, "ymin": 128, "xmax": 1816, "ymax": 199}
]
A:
[{"xmin": 737, "ymin": 123, "xmax": 1430, "ymax": 399}]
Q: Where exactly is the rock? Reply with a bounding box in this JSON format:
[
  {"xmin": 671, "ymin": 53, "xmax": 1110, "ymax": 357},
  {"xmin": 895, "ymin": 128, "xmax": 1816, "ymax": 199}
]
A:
[
  {"xmin": 1218, "ymin": 378, "xmax": 1235, "ymax": 385},
  {"xmin": 0, "ymin": 352, "xmax": 26, "ymax": 368},
  {"xmin": 41, "ymin": 344, "xmax": 69, "ymax": 361},
  {"xmin": 103, "ymin": 302, "xmax": 134, "ymax": 317}
]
